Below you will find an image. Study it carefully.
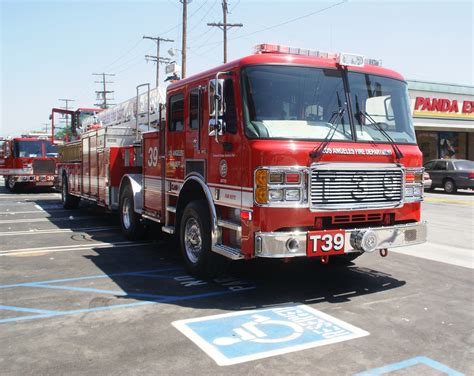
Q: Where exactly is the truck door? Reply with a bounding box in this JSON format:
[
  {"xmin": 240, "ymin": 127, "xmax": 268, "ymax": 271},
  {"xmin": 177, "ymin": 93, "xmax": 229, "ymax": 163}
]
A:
[
  {"xmin": 206, "ymin": 77, "xmax": 244, "ymax": 208},
  {"xmin": 184, "ymin": 86, "xmax": 206, "ymax": 179}
]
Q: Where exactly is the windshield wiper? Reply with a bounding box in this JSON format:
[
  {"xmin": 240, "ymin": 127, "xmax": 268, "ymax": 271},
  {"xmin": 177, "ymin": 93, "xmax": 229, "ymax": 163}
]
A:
[
  {"xmin": 309, "ymin": 107, "xmax": 345, "ymax": 159},
  {"xmin": 356, "ymin": 110, "xmax": 403, "ymax": 161}
]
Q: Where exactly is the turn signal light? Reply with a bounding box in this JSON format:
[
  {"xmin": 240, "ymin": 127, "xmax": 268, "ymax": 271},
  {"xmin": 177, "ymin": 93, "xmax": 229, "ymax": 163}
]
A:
[
  {"xmin": 255, "ymin": 169, "xmax": 268, "ymax": 187},
  {"xmin": 405, "ymin": 172, "xmax": 415, "ymax": 183},
  {"xmin": 255, "ymin": 187, "xmax": 268, "ymax": 205}
]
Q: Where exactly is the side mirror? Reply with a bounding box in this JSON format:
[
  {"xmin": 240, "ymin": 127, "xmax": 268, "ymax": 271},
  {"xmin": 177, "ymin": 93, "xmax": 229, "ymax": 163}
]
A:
[{"xmin": 208, "ymin": 75, "xmax": 226, "ymax": 143}]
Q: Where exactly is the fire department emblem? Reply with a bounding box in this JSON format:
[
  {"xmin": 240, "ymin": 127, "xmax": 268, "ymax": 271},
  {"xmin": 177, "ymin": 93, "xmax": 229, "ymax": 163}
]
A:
[{"xmin": 219, "ymin": 159, "xmax": 228, "ymax": 178}]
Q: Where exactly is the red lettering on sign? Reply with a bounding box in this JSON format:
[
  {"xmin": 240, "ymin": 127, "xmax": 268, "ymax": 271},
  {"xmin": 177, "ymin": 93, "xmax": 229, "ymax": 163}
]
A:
[
  {"xmin": 421, "ymin": 98, "xmax": 431, "ymax": 111},
  {"xmin": 415, "ymin": 97, "xmax": 461, "ymax": 113},
  {"xmin": 431, "ymin": 98, "xmax": 442, "ymax": 112},
  {"xmin": 414, "ymin": 97, "xmax": 425, "ymax": 111},
  {"xmin": 451, "ymin": 100, "xmax": 459, "ymax": 112},
  {"xmin": 462, "ymin": 101, "xmax": 473, "ymax": 114}
]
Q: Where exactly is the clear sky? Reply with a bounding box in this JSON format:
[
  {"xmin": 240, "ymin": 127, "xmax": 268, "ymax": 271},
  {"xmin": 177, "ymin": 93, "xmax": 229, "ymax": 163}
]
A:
[{"xmin": 1, "ymin": 0, "xmax": 472, "ymax": 137}]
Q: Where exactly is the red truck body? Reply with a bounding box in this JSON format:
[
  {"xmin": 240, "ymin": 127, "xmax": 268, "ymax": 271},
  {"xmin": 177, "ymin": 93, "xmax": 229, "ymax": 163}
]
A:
[
  {"xmin": 0, "ymin": 135, "xmax": 58, "ymax": 191},
  {"xmin": 55, "ymin": 44, "xmax": 427, "ymax": 278}
]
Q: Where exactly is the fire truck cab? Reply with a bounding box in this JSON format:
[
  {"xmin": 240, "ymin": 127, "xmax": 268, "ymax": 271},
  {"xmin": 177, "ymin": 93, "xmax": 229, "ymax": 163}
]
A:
[
  {"xmin": 0, "ymin": 134, "xmax": 58, "ymax": 192},
  {"xmin": 58, "ymin": 44, "xmax": 427, "ymax": 278}
]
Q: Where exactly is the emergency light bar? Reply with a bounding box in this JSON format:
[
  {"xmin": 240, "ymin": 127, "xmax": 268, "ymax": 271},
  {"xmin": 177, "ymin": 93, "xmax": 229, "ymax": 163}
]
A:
[{"xmin": 254, "ymin": 43, "xmax": 382, "ymax": 67}]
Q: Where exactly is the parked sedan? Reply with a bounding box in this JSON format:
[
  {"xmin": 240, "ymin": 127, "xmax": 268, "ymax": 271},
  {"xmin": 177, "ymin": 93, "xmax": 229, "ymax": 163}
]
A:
[
  {"xmin": 423, "ymin": 172, "xmax": 432, "ymax": 190},
  {"xmin": 424, "ymin": 159, "xmax": 474, "ymax": 193}
]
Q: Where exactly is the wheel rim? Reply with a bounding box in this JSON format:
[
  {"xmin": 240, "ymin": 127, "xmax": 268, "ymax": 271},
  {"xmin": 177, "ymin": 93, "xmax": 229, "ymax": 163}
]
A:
[
  {"xmin": 8, "ymin": 178, "xmax": 15, "ymax": 190},
  {"xmin": 184, "ymin": 217, "xmax": 202, "ymax": 264},
  {"xmin": 122, "ymin": 197, "xmax": 132, "ymax": 229},
  {"xmin": 445, "ymin": 181, "xmax": 453, "ymax": 192}
]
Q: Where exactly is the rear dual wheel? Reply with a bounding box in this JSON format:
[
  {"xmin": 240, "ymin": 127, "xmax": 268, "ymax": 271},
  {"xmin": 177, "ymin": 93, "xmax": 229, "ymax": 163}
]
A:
[
  {"xmin": 119, "ymin": 184, "xmax": 146, "ymax": 240},
  {"xmin": 61, "ymin": 174, "xmax": 80, "ymax": 209}
]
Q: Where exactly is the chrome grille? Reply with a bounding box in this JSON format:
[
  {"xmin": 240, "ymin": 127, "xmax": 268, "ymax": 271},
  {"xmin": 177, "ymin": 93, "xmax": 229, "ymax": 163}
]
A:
[
  {"xmin": 33, "ymin": 160, "xmax": 55, "ymax": 174},
  {"xmin": 310, "ymin": 164, "xmax": 403, "ymax": 210}
]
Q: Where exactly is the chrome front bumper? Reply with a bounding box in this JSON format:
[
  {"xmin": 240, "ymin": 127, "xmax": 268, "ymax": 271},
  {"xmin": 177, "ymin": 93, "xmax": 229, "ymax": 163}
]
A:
[
  {"xmin": 10, "ymin": 175, "xmax": 55, "ymax": 185},
  {"xmin": 254, "ymin": 221, "xmax": 427, "ymax": 258}
]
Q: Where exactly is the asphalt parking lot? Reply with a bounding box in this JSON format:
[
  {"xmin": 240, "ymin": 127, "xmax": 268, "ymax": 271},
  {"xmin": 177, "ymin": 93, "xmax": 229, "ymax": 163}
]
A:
[{"xmin": 0, "ymin": 180, "xmax": 472, "ymax": 375}]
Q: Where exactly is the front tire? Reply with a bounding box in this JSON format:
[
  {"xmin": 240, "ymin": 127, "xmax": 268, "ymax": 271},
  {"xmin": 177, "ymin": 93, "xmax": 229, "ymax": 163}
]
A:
[
  {"xmin": 180, "ymin": 200, "xmax": 228, "ymax": 279},
  {"xmin": 119, "ymin": 184, "xmax": 146, "ymax": 240},
  {"xmin": 444, "ymin": 179, "xmax": 457, "ymax": 194},
  {"xmin": 61, "ymin": 174, "xmax": 80, "ymax": 209},
  {"xmin": 6, "ymin": 177, "xmax": 18, "ymax": 193}
]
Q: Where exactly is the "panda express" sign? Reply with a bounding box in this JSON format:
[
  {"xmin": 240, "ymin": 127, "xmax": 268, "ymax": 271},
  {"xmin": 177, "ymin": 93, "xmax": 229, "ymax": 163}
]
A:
[{"xmin": 414, "ymin": 96, "xmax": 474, "ymax": 119}]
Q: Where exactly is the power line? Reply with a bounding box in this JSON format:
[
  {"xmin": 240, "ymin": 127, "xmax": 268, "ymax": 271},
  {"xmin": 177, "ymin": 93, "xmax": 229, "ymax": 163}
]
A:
[
  {"xmin": 232, "ymin": 0, "xmax": 347, "ymax": 41},
  {"xmin": 188, "ymin": 0, "xmax": 218, "ymax": 35},
  {"xmin": 101, "ymin": 39, "xmax": 144, "ymax": 71},
  {"xmin": 193, "ymin": 0, "xmax": 347, "ymax": 52},
  {"xmin": 207, "ymin": 0, "xmax": 243, "ymax": 63},
  {"xmin": 92, "ymin": 73, "xmax": 115, "ymax": 109}
]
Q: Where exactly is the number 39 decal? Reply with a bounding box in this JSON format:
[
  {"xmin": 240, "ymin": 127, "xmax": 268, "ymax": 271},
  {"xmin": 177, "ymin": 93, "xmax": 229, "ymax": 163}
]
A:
[{"xmin": 147, "ymin": 146, "xmax": 158, "ymax": 167}]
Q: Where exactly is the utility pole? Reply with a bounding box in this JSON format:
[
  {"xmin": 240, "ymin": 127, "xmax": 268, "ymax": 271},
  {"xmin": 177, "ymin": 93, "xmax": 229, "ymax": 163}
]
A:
[
  {"xmin": 58, "ymin": 98, "xmax": 75, "ymax": 128},
  {"xmin": 92, "ymin": 73, "xmax": 115, "ymax": 109},
  {"xmin": 143, "ymin": 36, "xmax": 174, "ymax": 86},
  {"xmin": 41, "ymin": 123, "xmax": 50, "ymax": 133},
  {"xmin": 180, "ymin": 0, "xmax": 190, "ymax": 78},
  {"xmin": 207, "ymin": 0, "xmax": 243, "ymax": 63}
]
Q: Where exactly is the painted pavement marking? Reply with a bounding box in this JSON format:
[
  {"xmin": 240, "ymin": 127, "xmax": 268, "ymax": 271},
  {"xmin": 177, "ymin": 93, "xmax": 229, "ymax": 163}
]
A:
[
  {"xmin": 424, "ymin": 197, "xmax": 473, "ymax": 205},
  {"xmin": 0, "ymin": 269, "xmax": 255, "ymax": 323},
  {"xmin": 0, "ymin": 215, "xmax": 98, "ymax": 224},
  {"xmin": 0, "ymin": 240, "xmax": 152, "ymax": 256},
  {"xmin": 353, "ymin": 356, "xmax": 464, "ymax": 376},
  {"xmin": 0, "ymin": 225, "xmax": 119, "ymax": 238},
  {"xmin": 173, "ymin": 304, "xmax": 369, "ymax": 366}
]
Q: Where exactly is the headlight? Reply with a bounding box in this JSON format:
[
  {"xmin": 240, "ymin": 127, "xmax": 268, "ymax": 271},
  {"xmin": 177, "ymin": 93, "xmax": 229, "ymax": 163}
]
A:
[
  {"xmin": 269, "ymin": 189, "xmax": 284, "ymax": 201},
  {"xmin": 285, "ymin": 189, "xmax": 301, "ymax": 201},
  {"xmin": 404, "ymin": 167, "xmax": 424, "ymax": 203},
  {"xmin": 254, "ymin": 167, "xmax": 307, "ymax": 206}
]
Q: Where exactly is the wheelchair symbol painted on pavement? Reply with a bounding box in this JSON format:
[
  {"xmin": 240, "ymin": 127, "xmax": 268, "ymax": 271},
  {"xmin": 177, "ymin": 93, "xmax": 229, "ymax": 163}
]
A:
[
  {"xmin": 213, "ymin": 314, "xmax": 304, "ymax": 346},
  {"xmin": 173, "ymin": 304, "xmax": 370, "ymax": 366}
]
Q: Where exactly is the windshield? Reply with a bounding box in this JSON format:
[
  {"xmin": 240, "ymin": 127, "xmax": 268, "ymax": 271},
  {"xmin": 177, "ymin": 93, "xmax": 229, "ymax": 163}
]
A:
[
  {"xmin": 348, "ymin": 72, "xmax": 416, "ymax": 144},
  {"xmin": 13, "ymin": 140, "xmax": 58, "ymax": 158},
  {"xmin": 242, "ymin": 66, "xmax": 352, "ymax": 140}
]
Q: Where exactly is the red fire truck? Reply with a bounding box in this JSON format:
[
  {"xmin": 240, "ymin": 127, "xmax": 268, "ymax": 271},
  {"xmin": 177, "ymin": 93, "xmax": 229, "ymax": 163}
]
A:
[
  {"xmin": 55, "ymin": 44, "xmax": 427, "ymax": 278},
  {"xmin": 0, "ymin": 134, "xmax": 58, "ymax": 192}
]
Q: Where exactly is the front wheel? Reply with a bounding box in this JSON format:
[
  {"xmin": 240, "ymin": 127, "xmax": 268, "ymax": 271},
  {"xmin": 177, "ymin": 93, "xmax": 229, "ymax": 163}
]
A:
[
  {"xmin": 444, "ymin": 179, "xmax": 457, "ymax": 194},
  {"xmin": 6, "ymin": 177, "xmax": 18, "ymax": 193},
  {"xmin": 180, "ymin": 200, "xmax": 228, "ymax": 279},
  {"xmin": 61, "ymin": 175, "xmax": 80, "ymax": 209},
  {"xmin": 119, "ymin": 184, "xmax": 146, "ymax": 240}
]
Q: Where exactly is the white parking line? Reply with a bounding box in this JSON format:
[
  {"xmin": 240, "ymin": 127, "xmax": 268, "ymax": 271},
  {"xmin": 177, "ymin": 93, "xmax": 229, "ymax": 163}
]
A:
[
  {"xmin": 0, "ymin": 216, "xmax": 98, "ymax": 224},
  {"xmin": 0, "ymin": 226, "xmax": 119, "ymax": 237},
  {"xmin": 0, "ymin": 241, "xmax": 153, "ymax": 256}
]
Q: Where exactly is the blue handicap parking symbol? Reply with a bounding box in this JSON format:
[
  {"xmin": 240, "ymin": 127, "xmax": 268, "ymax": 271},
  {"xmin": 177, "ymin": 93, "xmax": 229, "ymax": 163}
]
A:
[{"xmin": 173, "ymin": 304, "xmax": 369, "ymax": 365}]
